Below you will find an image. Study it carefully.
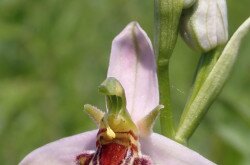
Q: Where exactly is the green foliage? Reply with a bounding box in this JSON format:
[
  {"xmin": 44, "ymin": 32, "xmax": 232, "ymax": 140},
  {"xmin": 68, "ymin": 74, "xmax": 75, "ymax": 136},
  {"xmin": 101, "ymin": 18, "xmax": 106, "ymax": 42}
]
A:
[{"xmin": 0, "ymin": 0, "xmax": 249, "ymax": 164}]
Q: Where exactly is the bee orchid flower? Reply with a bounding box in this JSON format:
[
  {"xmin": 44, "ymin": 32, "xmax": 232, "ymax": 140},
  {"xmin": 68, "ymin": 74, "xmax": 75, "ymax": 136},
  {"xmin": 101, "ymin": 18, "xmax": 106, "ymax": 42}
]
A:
[{"xmin": 20, "ymin": 22, "xmax": 215, "ymax": 165}]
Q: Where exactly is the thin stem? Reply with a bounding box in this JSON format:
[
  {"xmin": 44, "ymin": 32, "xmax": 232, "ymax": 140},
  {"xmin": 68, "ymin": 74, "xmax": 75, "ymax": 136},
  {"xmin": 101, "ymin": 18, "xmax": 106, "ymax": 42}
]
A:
[
  {"xmin": 158, "ymin": 62, "xmax": 175, "ymax": 138},
  {"xmin": 154, "ymin": 0, "xmax": 183, "ymax": 138}
]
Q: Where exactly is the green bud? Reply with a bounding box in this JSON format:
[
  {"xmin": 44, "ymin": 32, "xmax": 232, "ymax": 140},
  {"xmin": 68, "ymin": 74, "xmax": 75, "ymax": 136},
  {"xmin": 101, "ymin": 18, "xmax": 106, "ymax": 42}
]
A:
[{"xmin": 180, "ymin": 0, "xmax": 228, "ymax": 52}]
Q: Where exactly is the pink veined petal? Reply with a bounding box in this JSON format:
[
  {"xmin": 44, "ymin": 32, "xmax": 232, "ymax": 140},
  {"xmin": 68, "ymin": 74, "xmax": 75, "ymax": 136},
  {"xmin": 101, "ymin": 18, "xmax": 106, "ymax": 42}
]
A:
[
  {"xmin": 19, "ymin": 130, "xmax": 97, "ymax": 165},
  {"xmin": 107, "ymin": 21, "xmax": 159, "ymax": 122},
  {"xmin": 140, "ymin": 133, "xmax": 216, "ymax": 165}
]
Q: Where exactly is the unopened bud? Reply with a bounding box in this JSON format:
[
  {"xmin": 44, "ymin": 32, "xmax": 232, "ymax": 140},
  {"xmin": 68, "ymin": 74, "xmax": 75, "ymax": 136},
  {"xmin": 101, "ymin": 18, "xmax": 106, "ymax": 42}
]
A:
[
  {"xmin": 180, "ymin": 0, "xmax": 228, "ymax": 52},
  {"xmin": 183, "ymin": 0, "xmax": 196, "ymax": 9}
]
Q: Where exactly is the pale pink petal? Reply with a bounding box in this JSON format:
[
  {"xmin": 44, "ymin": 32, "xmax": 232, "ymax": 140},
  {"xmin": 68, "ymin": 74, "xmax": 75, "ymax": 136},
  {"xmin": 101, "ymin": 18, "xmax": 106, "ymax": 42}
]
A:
[
  {"xmin": 20, "ymin": 131, "xmax": 215, "ymax": 165},
  {"xmin": 19, "ymin": 130, "xmax": 97, "ymax": 165},
  {"xmin": 140, "ymin": 133, "xmax": 215, "ymax": 165},
  {"xmin": 107, "ymin": 22, "xmax": 159, "ymax": 122}
]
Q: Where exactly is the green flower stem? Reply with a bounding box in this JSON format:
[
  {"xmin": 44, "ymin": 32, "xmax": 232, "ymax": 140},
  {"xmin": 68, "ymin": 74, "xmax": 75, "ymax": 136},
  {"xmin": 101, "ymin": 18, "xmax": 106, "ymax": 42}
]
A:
[
  {"xmin": 154, "ymin": 0, "xmax": 183, "ymax": 138},
  {"xmin": 175, "ymin": 17, "xmax": 250, "ymax": 144},
  {"xmin": 158, "ymin": 64, "xmax": 175, "ymax": 138}
]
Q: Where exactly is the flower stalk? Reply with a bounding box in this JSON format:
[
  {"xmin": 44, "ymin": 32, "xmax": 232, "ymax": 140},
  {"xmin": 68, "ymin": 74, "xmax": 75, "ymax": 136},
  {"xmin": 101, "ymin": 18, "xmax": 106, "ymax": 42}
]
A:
[{"xmin": 154, "ymin": 0, "xmax": 184, "ymax": 138}]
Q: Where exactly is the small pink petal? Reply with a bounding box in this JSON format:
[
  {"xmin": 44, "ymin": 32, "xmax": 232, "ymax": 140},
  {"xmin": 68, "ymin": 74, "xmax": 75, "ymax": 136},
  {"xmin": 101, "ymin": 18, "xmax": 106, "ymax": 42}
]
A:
[
  {"xmin": 140, "ymin": 133, "xmax": 215, "ymax": 165},
  {"xmin": 107, "ymin": 22, "xmax": 159, "ymax": 122},
  {"xmin": 19, "ymin": 130, "xmax": 97, "ymax": 165}
]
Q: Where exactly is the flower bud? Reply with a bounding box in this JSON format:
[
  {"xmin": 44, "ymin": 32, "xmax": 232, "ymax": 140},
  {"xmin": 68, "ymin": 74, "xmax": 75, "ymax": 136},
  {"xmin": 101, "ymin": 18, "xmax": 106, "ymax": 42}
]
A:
[
  {"xmin": 180, "ymin": 0, "xmax": 228, "ymax": 52},
  {"xmin": 183, "ymin": 0, "xmax": 196, "ymax": 9}
]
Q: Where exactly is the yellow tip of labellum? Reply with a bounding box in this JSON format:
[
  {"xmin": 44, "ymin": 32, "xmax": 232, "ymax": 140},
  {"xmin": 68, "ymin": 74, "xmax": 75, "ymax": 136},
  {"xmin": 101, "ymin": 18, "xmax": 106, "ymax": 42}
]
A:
[{"xmin": 107, "ymin": 126, "xmax": 116, "ymax": 139}]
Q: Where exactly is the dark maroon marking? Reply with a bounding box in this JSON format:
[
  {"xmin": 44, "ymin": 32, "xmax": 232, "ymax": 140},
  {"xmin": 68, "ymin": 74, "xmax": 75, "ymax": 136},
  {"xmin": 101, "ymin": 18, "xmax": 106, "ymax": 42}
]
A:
[
  {"xmin": 97, "ymin": 128, "xmax": 107, "ymax": 136},
  {"xmin": 96, "ymin": 141, "xmax": 100, "ymax": 147},
  {"xmin": 124, "ymin": 149, "xmax": 134, "ymax": 164},
  {"xmin": 76, "ymin": 153, "xmax": 94, "ymax": 165},
  {"xmin": 99, "ymin": 142, "xmax": 128, "ymax": 165},
  {"xmin": 131, "ymin": 143, "xmax": 138, "ymax": 152},
  {"xmin": 133, "ymin": 157, "xmax": 152, "ymax": 165},
  {"xmin": 92, "ymin": 148, "xmax": 100, "ymax": 165}
]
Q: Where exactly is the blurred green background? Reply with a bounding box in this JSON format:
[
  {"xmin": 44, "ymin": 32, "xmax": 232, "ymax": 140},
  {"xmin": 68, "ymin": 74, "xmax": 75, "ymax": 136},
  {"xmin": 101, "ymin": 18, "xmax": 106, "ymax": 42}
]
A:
[{"xmin": 0, "ymin": 0, "xmax": 249, "ymax": 164}]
